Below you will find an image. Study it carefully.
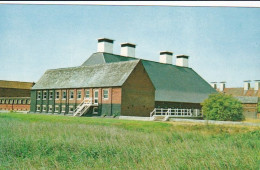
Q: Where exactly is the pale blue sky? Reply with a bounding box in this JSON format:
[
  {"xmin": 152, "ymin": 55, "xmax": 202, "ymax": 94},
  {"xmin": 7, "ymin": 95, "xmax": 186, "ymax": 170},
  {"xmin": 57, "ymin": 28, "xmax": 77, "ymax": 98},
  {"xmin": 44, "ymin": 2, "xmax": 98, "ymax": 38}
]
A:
[{"xmin": 0, "ymin": 5, "xmax": 259, "ymax": 87}]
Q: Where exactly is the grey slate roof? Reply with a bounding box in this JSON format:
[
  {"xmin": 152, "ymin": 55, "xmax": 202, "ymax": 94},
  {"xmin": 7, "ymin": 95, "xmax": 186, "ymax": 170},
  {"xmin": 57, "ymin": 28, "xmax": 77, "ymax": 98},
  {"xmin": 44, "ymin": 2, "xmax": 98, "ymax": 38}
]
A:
[
  {"xmin": 32, "ymin": 60, "xmax": 140, "ymax": 90},
  {"xmin": 82, "ymin": 52, "xmax": 217, "ymax": 103},
  {"xmin": 235, "ymin": 96, "xmax": 258, "ymax": 104}
]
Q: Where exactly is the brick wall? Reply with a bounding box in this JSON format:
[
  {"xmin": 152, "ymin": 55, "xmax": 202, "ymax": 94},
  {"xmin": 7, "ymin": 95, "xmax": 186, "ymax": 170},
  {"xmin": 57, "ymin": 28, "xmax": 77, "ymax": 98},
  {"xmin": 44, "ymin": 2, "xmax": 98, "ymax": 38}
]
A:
[{"xmin": 121, "ymin": 61, "xmax": 155, "ymax": 117}]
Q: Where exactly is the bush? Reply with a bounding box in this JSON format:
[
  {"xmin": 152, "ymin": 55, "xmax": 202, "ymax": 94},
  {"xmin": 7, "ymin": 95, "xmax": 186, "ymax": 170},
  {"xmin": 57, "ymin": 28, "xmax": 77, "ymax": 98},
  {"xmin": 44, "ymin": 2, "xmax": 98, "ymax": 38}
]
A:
[{"xmin": 202, "ymin": 93, "xmax": 244, "ymax": 121}]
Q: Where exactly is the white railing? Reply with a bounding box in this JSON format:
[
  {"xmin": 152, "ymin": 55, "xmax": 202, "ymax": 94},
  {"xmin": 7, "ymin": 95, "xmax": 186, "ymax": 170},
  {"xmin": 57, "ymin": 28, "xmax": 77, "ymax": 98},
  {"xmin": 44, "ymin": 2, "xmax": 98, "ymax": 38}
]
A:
[
  {"xmin": 150, "ymin": 108, "xmax": 201, "ymax": 117},
  {"xmin": 73, "ymin": 98, "xmax": 94, "ymax": 117}
]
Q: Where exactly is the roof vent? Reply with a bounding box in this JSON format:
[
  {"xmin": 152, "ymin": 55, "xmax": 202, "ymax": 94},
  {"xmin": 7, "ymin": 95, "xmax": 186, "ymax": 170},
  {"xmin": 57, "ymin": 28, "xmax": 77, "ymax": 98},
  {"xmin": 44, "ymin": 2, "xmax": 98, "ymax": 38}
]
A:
[
  {"xmin": 244, "ymin": 80, "xmax": 251, "ymax": 91},
  {"xmin": 97, "ymin": 38, "xmax": 114, "ymax": 53},
  {"xmin": 254, "ymin": 80, "xmax": 260, "ymax": 91},
  {"xmin": 176, "ymin": 55, "xmax": 189, "ymax": 67},
  {"xmin": 159, "ymin": 51, "xmax": 173, "ymax": 64},
  {"xmin": 120, "ymin": 43, "xmax": 136, "ymax": 57},
  {"xmin": 219, "ymin": 81, "xmax": 226, "ymax": 92},
  {"xmin": 210, "ymin": 82, "xmax": 217, "ymax": 89}
]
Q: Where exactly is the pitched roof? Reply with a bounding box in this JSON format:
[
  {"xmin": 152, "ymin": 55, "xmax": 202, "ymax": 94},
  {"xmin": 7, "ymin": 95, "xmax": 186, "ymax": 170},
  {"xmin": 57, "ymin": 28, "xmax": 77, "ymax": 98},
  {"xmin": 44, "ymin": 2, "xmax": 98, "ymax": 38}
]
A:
[
  {"xmin": 82, "ymin": 52, "xmax": 217, "ymax": 103},
  {"xmin": 32, "ymin": 60, "xmax": 140, "ymax": 90},
  {"xmin": 223, "ymin": 88, "xmax": 260, "ymax": 97},
  {"xmin": 0, "ymin": 80, "xmax": 34, "ymax": 89},
  {"xmin": 235, "ymin": 96, "xmax": 258, "ymax": 104}
]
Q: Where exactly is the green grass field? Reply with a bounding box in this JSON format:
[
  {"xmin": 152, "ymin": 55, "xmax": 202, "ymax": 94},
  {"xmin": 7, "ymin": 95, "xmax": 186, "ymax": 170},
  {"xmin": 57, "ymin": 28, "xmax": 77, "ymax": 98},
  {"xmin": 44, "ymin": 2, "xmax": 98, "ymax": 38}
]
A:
[{"xmin": 0, "ymin": 113, "xmax": 259, "ymax": 169}]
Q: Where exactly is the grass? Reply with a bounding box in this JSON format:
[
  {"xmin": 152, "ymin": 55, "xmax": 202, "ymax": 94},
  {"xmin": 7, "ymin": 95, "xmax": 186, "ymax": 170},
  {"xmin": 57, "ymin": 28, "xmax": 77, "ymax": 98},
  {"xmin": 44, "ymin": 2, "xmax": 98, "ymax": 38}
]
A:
[{"xmin": 0, "ymin": 113, "xmax": 259, "ymax": 169}]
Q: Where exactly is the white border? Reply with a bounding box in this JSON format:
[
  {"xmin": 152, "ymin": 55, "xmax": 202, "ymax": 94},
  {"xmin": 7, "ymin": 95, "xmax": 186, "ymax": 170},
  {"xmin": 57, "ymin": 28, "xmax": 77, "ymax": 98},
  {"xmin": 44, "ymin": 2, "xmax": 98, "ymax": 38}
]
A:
[{"xmin": 0, "ymin": 1, "xmax": 259, "ymax": 8}]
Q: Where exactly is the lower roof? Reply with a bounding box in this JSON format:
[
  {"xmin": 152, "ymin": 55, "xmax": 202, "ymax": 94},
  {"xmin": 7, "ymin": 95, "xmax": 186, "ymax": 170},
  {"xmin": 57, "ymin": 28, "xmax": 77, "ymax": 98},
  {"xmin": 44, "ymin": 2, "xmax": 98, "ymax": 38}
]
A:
[{"xmin": 0, "ymin": 80, "xmax": 34, "ymax": 89}]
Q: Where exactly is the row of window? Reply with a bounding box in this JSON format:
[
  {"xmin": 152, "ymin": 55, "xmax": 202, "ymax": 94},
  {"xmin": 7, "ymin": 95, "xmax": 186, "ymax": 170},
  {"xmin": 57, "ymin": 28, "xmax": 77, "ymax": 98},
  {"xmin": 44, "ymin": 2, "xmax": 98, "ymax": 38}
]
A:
[
  {"xmin": 36, "ymin": 105, "xmax": 98, "ymax": 114},
  {"xmin": 37, "ymin": 89, "xmax": 109, "ymax": 100},
  {"xmin": 0, "ymin": 99, "xmax": 31, "ymax": 105}
]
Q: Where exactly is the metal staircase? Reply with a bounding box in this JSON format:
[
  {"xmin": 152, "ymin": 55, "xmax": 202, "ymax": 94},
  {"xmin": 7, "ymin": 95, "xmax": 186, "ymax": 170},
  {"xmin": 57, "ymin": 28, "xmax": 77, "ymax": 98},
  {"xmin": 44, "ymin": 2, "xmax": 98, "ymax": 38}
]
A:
[{"xmin": 73, "ymin": 98, "xmax": 94, "ymax": 117}]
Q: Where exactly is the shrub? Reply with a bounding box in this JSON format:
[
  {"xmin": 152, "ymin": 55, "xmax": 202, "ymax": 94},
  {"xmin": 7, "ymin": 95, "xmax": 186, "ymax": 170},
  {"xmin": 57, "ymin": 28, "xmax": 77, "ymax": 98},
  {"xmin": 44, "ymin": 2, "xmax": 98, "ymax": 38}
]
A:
[
  {"xmin": 101, "ymin": 114, "xmax": 106, "ymax": 118},
  {"xmin": 112, "ymin": 113, "xmax": 118, "ymax": 118},
  {"xmin": 202, "ymin": 93, "xmax": 244, "ymax": 121}
]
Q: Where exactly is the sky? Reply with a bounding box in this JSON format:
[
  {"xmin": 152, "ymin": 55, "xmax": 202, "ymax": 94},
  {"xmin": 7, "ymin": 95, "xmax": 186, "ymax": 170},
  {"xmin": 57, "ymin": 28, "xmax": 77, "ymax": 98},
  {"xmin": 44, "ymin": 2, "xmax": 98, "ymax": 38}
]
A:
[{"xmin": 0, "ymin": 4, "xmax": 259, "ymax": 88}]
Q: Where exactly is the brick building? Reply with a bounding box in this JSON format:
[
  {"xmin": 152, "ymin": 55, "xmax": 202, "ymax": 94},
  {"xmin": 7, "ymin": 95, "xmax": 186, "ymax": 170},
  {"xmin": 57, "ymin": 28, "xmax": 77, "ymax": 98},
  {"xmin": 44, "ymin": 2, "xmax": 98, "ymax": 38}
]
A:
[
  {"xmin": 30, "ymin": 38, "xmax": 216, "ymax": 117},
  {"xmin": 211, "ymin": 80, "xmax": 260, "ymax": 119},
  {"xmin": 0, "ymin": 80, "xmax": 35, "ymax": 111}
]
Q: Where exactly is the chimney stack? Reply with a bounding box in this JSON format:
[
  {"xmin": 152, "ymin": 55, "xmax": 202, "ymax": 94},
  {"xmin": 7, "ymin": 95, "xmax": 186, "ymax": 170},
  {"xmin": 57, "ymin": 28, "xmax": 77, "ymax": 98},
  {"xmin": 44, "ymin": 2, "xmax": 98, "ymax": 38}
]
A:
[
  {"xmin": 244, "ymin": 80, "xmax": 251, "ymax": 91},
  {"xmin": 210, "ymin": 82, "xmax": 217, "ymax": 89},
  {"xmin": 97, "ymin": 38, "xmax": 114, "ymax": 53},
  {"xmin": 120, "ymin": 43, "xmax": 136, "ymax": 57},
  {"xmin": 219, "ymin": 81, "xmax": 226, "ymax": 92},
  {"xmin": 159, "ymin": 51, "xmax": 173, "ymax": 64},
  {"xmin": 176, "ymin": 55, "xmax": 189, "ymax": 67},
  {"xmin": 254, "ymin": 80, "xmax": 260, "ymax": 91}
]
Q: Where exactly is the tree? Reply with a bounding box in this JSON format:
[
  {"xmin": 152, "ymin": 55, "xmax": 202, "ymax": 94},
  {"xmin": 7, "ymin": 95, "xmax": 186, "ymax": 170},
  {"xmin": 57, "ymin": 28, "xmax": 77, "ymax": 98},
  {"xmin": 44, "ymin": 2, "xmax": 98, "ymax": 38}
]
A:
[{"xmin": 202, "ymin": 93, "xmax": 244, "ymax": 121}]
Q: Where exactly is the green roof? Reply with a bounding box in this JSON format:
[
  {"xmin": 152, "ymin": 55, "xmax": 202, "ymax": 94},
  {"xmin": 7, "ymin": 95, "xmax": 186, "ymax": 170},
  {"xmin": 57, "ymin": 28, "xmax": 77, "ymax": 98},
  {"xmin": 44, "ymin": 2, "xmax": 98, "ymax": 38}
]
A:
[
  {"xmin": 82, "ymin": 52, "xmax": 217, "ymax": 103},
  {"xmin": 32, "ymin": 60, "xmax": 140, "ymax": 90}
]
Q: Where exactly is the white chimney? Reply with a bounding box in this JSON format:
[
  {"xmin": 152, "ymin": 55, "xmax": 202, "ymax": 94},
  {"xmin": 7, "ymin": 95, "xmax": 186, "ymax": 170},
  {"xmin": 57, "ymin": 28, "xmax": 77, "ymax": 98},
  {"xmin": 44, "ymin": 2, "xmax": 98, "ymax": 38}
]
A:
[
  {"xmin": 176, "ymin": 55, "xmax": 189, "ymax": 67},
  {"xmin": 97, "ymin": 38, "xmax": 114, "ymax": 53},
  {"xmin": 219, "ymin": 81, "xmax": 226, "ymax": 92},
  {"xmin": 254, "ymin": 80, "xmax": 260, "ymax": 91},
  {"xmin": 244, "ymin": 80, "xmax": 251, "ymax": 91},
  {"xmin": 120, "ymin": 43, "xmax": 136, "ymax": 57},
  {"xmin": 159, "ymin": 51, "xmax": 173, "ymax": 64},
  {"xmin": 210, "ymin": 82, "xmax": 217, "ymax": 89}
]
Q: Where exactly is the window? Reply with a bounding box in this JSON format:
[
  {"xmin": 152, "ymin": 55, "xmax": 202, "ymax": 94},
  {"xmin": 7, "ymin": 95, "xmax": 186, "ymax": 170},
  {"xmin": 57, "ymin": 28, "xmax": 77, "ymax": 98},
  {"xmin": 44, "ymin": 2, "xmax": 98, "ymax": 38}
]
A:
[
  {"xmin": 26, "ymin": 100, "xmax": 31, "ymax": 104},
  {"xmin": 49, "ymin": 91, "xmax": 53, "ymax": 100},
  {"xmin": 49, "ymin": 105, "xmax": 53, "ymax": 112},
  {"xmin": 62, "ymin": 91, "xmax": 66, "ymax": 100},
  {"xmin": 55, "ymin": 105, "xmax": 59, "ymax": 112},
  {"xmin": 85, "ymin": 90, "xmax": 90, "ymax": 98},
  {"xmin": 14, "ymin": 100, "xmax": 17, "ymax": 104},
  {"xmin": 37, "ymin": 105, "xmax": 41, "ymax": 111},
  {"xmin": 42, "ymin": 105, "xmax": 47, "ymax": 112},
  {"xmin": 5, "ymin": 100, "xmax": 9, "ymax": 104},
  {"xmin": 70, "ymin": 91, "xmax": 74, "ymax": 99},
  {"xmin": 43, "ymin": 91, "xmax": 47, "ymax": 100},
  {"xmin": 103, "ymin": 89, "xmax": 109, "ymax": 99},
  {"xmin": 10, "ymin": 100, "xmax": 13, "ymax": 104},
  {"xmin": 18, "ymin": 100, "xmax": 21, "ymax": 104},
  {"xmin": 61, "ymin": 105, "xmax": 66, "ymax": 112},
  {"xmin": 21, "ymin": 100, "xmax": 24, "ymax": 104},
  {"xmin": 77, "ymin": 90, "xmax": 81, "ymax": 99},
  {"xmin": 69, "ymin": 106, "xmax": 74, "ymax": 113},
  {"xmin": 93, "ymin": 107, "xmax": 98, "ymax": 114},
  {"xmin": 56, "ymin": 91, "xmax": 60, "ymax": 100},
  {"xmin": 0, "ymin": 100, "xmax": 2, "ymax": 104},
  {"xmin": 37, "ymin": 91, "xmax": 41, "ymax": 100}
]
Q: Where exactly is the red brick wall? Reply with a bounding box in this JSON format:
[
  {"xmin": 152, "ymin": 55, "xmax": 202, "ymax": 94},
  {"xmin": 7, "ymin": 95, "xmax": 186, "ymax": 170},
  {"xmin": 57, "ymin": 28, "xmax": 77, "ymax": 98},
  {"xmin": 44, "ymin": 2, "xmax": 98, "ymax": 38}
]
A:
[{"xmin": 0, "ymin": 104, "xmax": 30, "ymax": 111}]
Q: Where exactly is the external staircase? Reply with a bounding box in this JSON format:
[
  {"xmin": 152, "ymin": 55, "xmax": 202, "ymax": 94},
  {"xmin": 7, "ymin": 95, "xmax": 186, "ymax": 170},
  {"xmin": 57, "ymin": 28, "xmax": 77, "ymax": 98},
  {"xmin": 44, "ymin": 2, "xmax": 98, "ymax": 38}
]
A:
[{"xmin": 73, "ymin": 98, "xmax": 96, "ymax": 117}]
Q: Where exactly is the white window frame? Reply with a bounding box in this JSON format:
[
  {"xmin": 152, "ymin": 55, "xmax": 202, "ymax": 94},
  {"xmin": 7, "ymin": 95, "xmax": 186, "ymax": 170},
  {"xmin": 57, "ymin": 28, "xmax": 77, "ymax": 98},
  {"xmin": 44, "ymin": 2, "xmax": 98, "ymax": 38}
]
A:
[
  {"xmin": 93, "ymin": 107, "xmax": 98, "ymax": 114},
  {"xmin": 37, "ymin": 91, "xmax": 41, "ymax": 100},
  {"xmin": 42, "ymin": 105, "xmax": 47, "ymax": 112},
  {"xmin": 49, "ymin": 91, "xmax": 53, "ymax": 100},
  {"xmin": 55, "ymin": 105, "xmax": 59, "ymax": 113},
  {"xmin": 103, "ymin": 89, "xmax": 109, "ymax": 100},
  {"xmin": 14, "ymin": 100, "xmax": 17, "ymax": 104},
  {"xmin": 61, "ymin": 105, "xmax": 66, "ymax": 113},
  {"xmin": 62, "ymin": 91, "xmax": 66, "ymax": 100},
  {"xmin": 55, "ymin": 91, "xmax": 60, "ymax": 100},
  {"xmin": 36, "ymin": 105, "xmax": 41, "ymax": 112},
  {"xmin": 77, "ymin": 90, "xmax": 82, "ymax": 100},
  {"xmin": 43, "ymin": 91, "xmax": 47, "ymax": 100},
  {"xmin": 70, "ymin": 90, "xmax": 74, "ymax": 100},
  {"xmin": 85, "ymin": 89, "xmax": 90, "ymax": 98},
  {"xmin": 69, "ymin": 105, "xmax": 74, "ymax": 113},
  {"xmin": 48, "ymin": 105, "xmax": 53, "ymax": 112}
]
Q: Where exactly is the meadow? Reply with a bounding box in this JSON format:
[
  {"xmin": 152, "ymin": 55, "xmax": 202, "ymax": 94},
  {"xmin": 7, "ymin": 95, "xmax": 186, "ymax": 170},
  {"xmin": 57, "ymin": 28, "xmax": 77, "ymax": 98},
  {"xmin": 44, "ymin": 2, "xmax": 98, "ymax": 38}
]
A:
[{"xmin": 0, "ymin": 113, "xmax": 259, "ymax": 169}]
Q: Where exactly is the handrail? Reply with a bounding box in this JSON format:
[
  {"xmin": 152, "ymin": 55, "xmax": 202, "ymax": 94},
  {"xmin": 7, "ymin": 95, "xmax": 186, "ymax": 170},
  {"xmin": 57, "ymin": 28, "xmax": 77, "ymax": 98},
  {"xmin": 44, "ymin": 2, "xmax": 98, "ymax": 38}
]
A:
[
  {"xmin": 73, "ymin": 98, "xmax": 93, "ymax": 116},
  {"xmin": 151, "ymin": 108, "xmax": 201, "ymax": 117}
]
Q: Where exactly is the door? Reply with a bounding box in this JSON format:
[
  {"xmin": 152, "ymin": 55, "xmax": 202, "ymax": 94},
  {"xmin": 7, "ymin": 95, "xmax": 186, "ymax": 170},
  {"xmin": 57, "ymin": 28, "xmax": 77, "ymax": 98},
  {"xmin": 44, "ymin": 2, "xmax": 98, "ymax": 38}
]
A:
[{"xmin": 94, "ymin": 90, "xmax": 99, "ymax": 104}]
